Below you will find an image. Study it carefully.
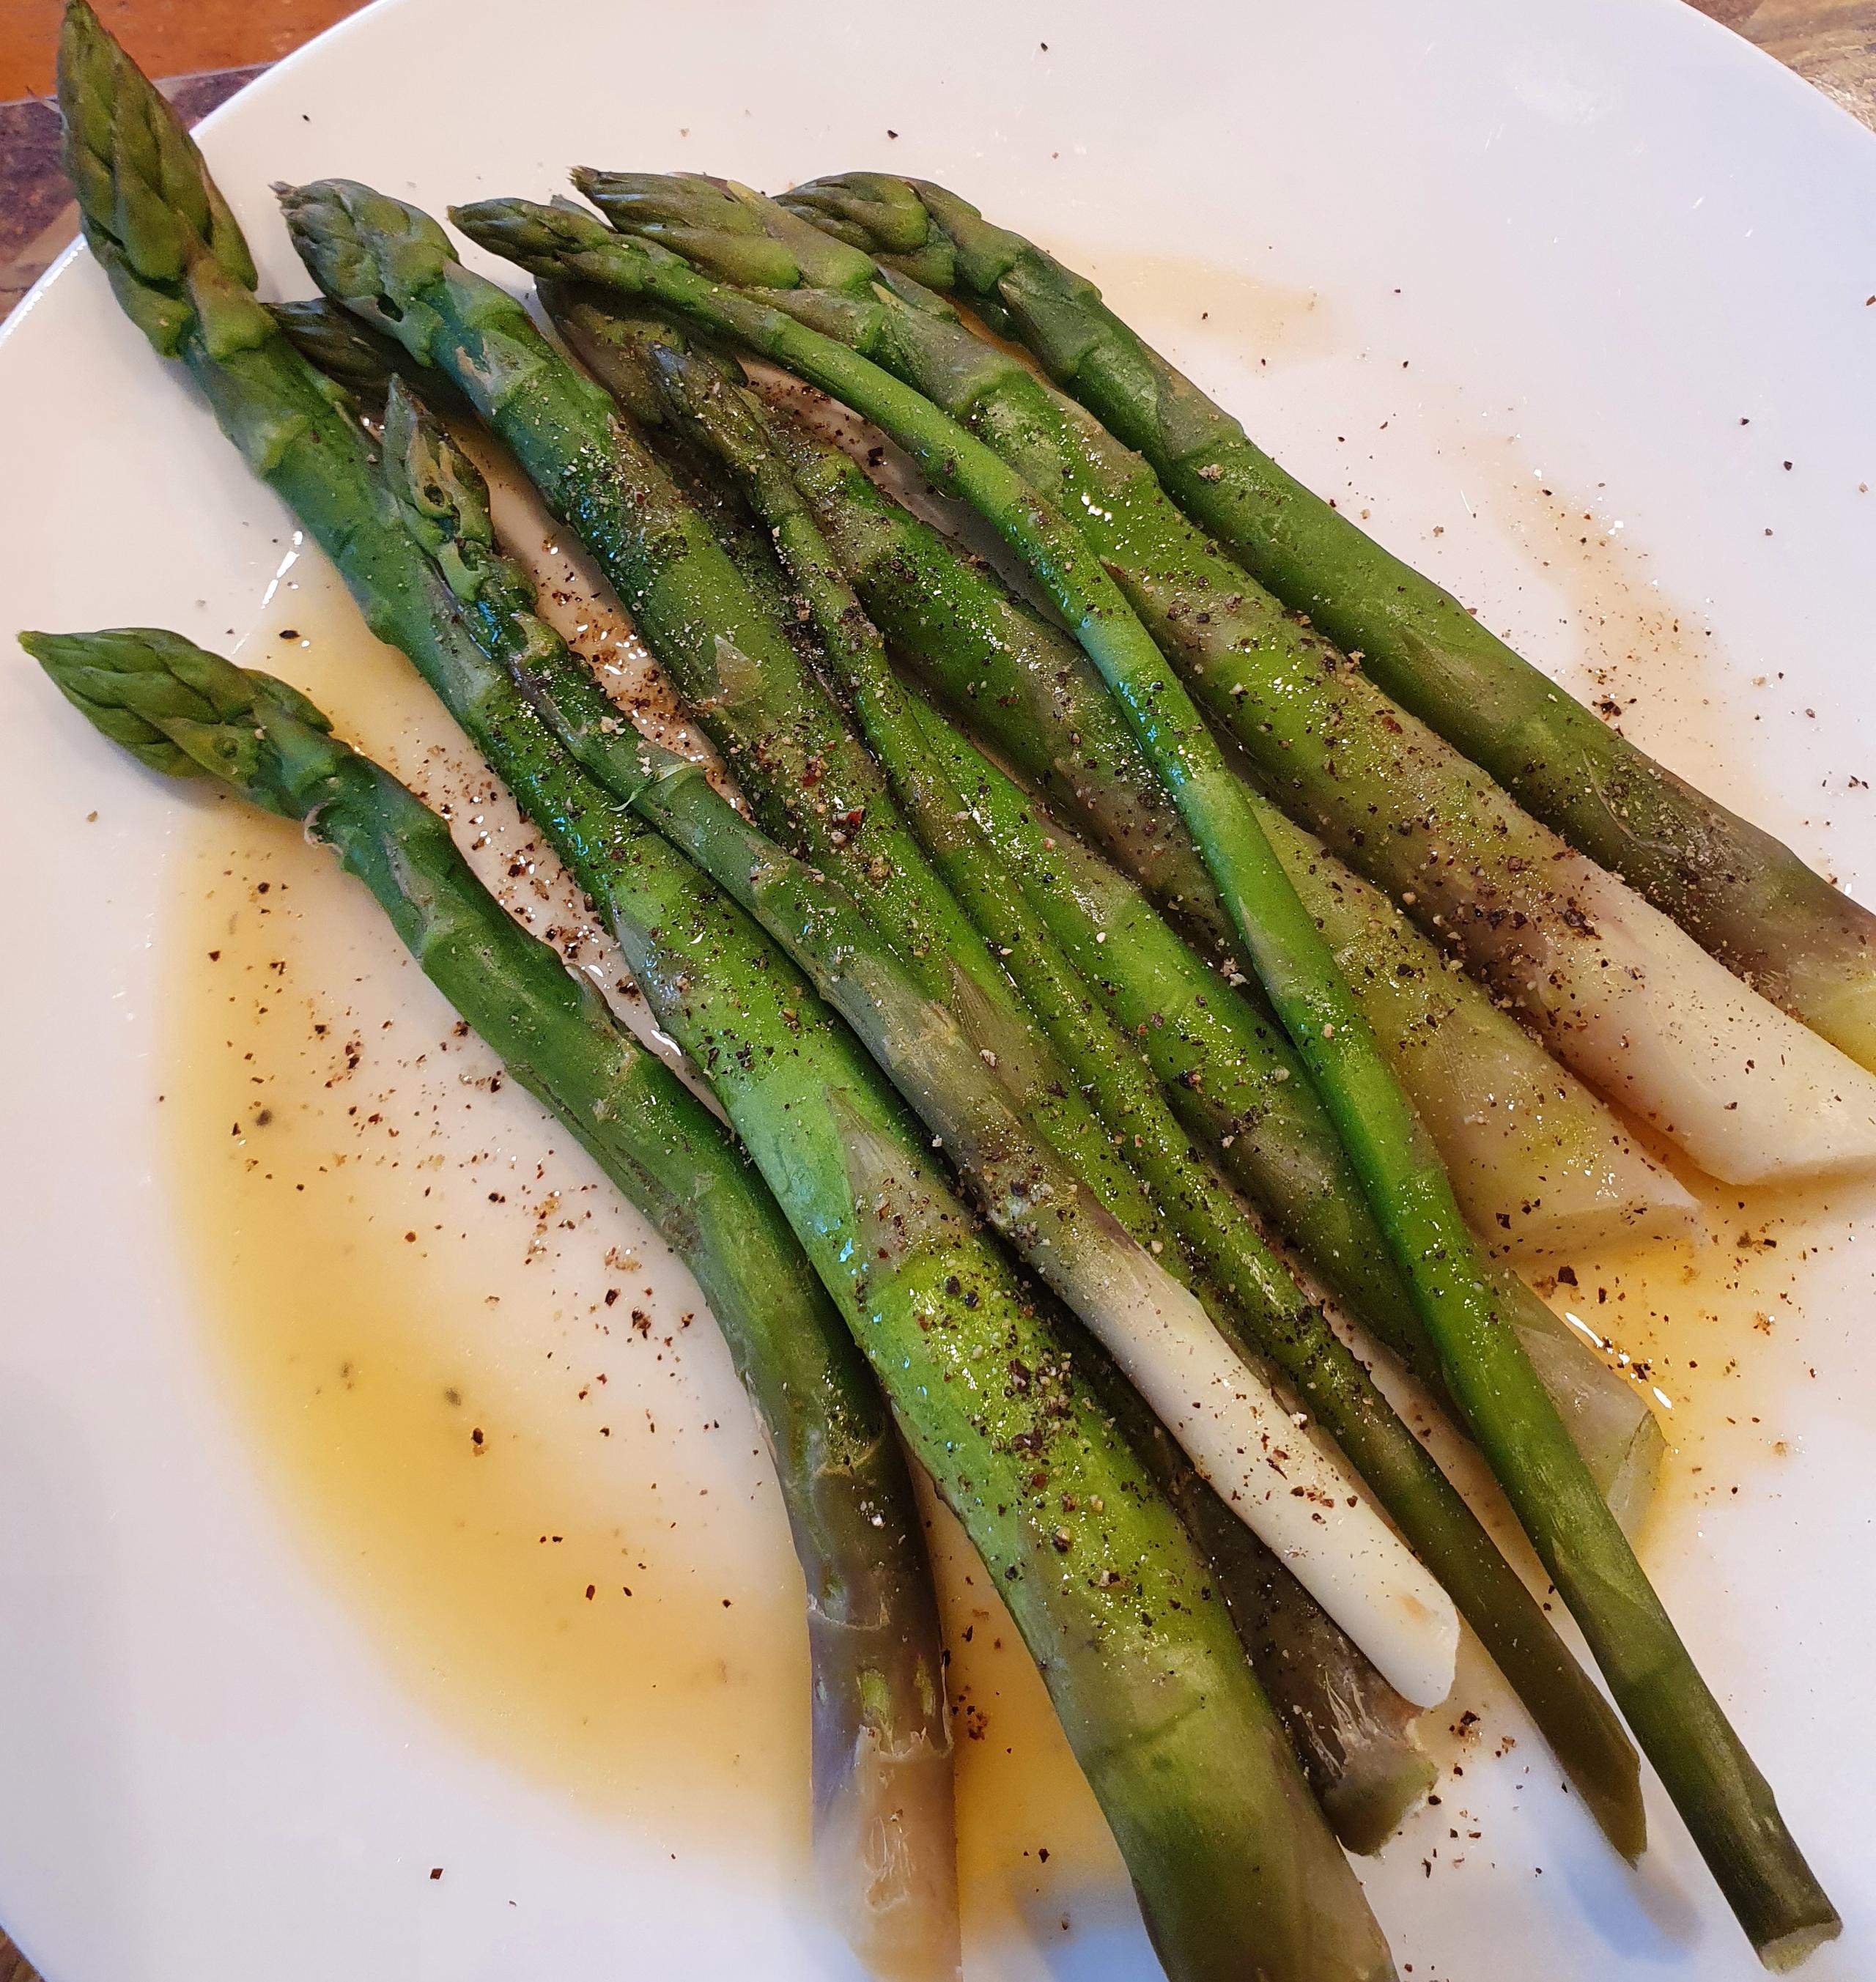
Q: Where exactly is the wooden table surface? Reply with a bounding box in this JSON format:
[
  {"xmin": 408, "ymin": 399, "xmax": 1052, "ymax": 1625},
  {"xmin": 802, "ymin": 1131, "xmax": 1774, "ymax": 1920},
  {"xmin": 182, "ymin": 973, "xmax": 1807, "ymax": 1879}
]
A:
[
  {"xmin": 0, "ymin": 0, "xmax": 1872, "ymax": 1974},
  {"xmin": 10, "ymin": 0, "xmax": 1872, "ymax": 119}
]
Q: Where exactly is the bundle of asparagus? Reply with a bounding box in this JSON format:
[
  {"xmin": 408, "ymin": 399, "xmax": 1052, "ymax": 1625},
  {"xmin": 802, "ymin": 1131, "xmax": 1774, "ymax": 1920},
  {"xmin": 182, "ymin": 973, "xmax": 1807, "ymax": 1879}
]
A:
[
  {"xmin": 448, "ymin": 183, "xmax": 1838, "ymax": 1963},
  {"xmin": 50, "ymin": 12, "xmax": 1404, "ymax": 1973},
  {"xmin": 395, "ymin": 351, "xmax": 1653, "ymax": 1829},
  {"xmin": 36, "ymin": 1, "xmax": 1851, "ymax": 1972},
  {"xmin": 274, "ymin": 293, "xmax": 1672, "ymax": 1526},
  {"xmin": 559, "ymin": 314, "xmax": 1668, "ymax": 1518},
  {"xmin": 781, "ymin": 172, "xmax": 1876, "ymax": 1073},
  {"xmin": 517, "ymin": 173, "xmax": 1876, "ymax": 1193}
]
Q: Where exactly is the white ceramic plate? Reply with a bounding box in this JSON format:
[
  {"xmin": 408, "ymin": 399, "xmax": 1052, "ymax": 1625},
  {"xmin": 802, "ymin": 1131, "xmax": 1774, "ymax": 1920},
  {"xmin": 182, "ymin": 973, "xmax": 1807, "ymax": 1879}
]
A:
[{"xmin": 3, "ymin": 0, "xmax": 1875, "ymax": 1975}]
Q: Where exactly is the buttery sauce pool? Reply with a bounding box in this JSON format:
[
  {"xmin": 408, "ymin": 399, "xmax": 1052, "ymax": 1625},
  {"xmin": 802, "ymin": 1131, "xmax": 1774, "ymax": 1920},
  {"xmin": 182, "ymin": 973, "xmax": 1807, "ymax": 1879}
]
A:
[{"xmin": 163, "ymin": 551, "xmax": 1122, "ymax": 1963}]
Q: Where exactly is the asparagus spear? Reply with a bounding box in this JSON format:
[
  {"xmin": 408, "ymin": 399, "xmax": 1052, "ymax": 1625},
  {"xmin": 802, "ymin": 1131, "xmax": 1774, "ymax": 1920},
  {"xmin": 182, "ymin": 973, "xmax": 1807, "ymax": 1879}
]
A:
[
  {"xmin": 54, "ymin": 16, "xmax": 1398, "ymax": 1971},
  {"xmin": 561, "ymin": 174, "xmax": 1876, "ymax": 1193},
  {"xmin": 421, "ymin": 328, "xmax": 1651, "ymax": 1833},
  {"xmin": 376, "ymin": 368, "xmax": 1460, "ymax": 1706},
  {"xmin": 26, "ymin": 622, "xmax": 957, "ymax": 1970},
  {"xmin": 541, "ymin": 295, "xmax": 1666, "ymax": 1524},
  {"xmin": 456, "ymin": 185, "xmax": 1840, "ymax": 1964},
  {"xmin": 783, "ymin": 174, "xmax": 1876, "ymax": 1073}
]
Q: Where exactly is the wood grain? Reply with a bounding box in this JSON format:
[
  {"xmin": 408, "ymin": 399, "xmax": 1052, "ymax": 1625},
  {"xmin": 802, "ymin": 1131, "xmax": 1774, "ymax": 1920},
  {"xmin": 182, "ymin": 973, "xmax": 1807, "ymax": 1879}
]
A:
[
  {"xmin": 0, "ymin": 0, "xmax": 362, "ymax": 101},
  {"xmin": 1716, "ymin": 0, "xmax": 1876, "ymax": 123}
]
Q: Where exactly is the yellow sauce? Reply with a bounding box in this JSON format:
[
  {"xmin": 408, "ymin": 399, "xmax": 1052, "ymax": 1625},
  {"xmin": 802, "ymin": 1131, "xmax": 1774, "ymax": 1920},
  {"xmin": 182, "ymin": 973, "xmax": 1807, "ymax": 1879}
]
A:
[{"xmin": 164, "ymin": 552, "xmax": 1119, "ymax": 1939}]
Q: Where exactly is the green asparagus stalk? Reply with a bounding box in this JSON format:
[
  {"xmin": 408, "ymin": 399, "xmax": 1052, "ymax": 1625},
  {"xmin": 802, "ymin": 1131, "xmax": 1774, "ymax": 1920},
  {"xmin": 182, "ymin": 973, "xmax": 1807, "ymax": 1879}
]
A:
[
  {"xmin": 783, "ymin": 174, "xmax": 1876, "ymax": 1073},
  {"xmin": 55, "ymin": 15, "xmax": 1399, "ymax": 1972},
  {"xmin": 376, "ymin": 368, "xmax": 1463, "ymax": 1709},
  {"xmin": 26, "ymin": 622, "xmax": 957, "ymax": 1966},
  {"xmin": 273, "ymin": 182, "xmax": 1156, "ymax": 1256},
  {"xmin": 562, "ymin": 174, "xmax": 1876, "ymax": 1194},
  {"xmin": 434, "ymin": 323, "xmax": 1647, "ymax": 1835},
  {"xmin": 456, "ymin": 184, "xmax": 1839, "ymax": 1964},
  {"xmin": 272, "ymin": 298, "xmax": 1449, "ymax": 1860}
]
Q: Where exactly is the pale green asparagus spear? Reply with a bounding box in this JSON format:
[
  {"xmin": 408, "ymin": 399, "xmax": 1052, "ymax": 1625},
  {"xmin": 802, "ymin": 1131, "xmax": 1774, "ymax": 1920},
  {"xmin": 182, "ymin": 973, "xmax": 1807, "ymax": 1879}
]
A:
[{"xmin": 26, "ymin": 623, "xmax": 956, "ymax": 1965}]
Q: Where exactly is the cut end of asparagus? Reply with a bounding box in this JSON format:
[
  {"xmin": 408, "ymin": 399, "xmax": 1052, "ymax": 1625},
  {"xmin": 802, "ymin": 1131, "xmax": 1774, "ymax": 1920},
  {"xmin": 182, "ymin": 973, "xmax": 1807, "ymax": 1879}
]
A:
[
  {"xmin": 811, "ymin": 1721, "xmax": 961, "ymax": 1982},
  {"xmin": 1600, "ymin": 1402, "xmax": 1670, "ymax": 1545},
  {"xmin": 1493, "ymin": 858, "xmax": 1876, "ymax": 1188},
  {"xmin": 1321, "ymin": 1723, "xmax": 1440, "ymax": 1860},
  {"xmin": 1492, "ymin": 1177, "xmax": 1701, "ymax": 1267},
  {"xmin": 1757, "ymin": 1911, "xmax": 1844, "ymax": 1972},
  {"xmin": 1501, "ymin": 1283, "xmax": 1666, "ymax": 1533}
]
